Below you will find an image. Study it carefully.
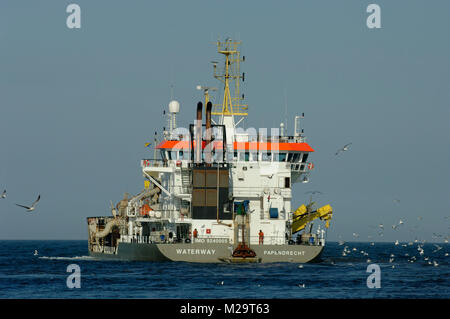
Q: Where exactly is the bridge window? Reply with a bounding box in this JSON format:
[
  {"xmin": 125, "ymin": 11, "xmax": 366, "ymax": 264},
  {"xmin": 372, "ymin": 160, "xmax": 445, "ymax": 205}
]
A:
[
  {"xmin": 277, "ymin": 153, "xmax": 287, "ymax": 162},
  {"xmin": 262, "ymin": 152, "xmax": 272, "ymax": 161},
  {"xmin": 244, "ymin": 152, "xmax": 250, "ymax": 161},
  {"xmin": 302, "ymin": 153, "xmax": 309, "ymax": 163},
  {"xmin": 292, "ymin": 153, "xmax": 301, "ymax": 162},
  {"xmin": 287, "ymin": 153, "xmax": 294, "ymax": 162}
]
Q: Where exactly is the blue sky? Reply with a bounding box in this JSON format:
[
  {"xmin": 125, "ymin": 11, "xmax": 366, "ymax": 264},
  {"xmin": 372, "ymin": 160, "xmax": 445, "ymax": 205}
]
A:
[{"xmin": 1, "ymin": 0, "xmax": 449, "ymax": 242}]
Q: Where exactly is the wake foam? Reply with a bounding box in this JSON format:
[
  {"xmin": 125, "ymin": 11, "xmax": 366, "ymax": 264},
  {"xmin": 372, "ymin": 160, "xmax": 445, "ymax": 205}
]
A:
[{"xmin": 38, "ymin": 256, "xmax": 98, "ymax": 261}]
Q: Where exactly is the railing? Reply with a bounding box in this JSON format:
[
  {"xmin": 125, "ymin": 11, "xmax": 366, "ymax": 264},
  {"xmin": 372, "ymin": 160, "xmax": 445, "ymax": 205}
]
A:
[
  {"xmin": 290, "ymin": 163, "xmax": 306, "ymax": 172},
  {"xmin": 141, "ymin": 159, "xmax": 167, "ymax": 168},
  {"xmin": 90, "ymin": 244, "xmax": 117, "ymax": 254},
  {"xmin": 133, "ymin": 209, "xmax": 182, "ymax": 219},
  {"xmin": 247, "ymin": 235, "xmax": 324, "ymax": 246},
  {"xmin": 120, "ymin": 235, "xmax": 179, "ymax": 244},
  {"xmin": 118, "ymin": 234, "xmax": 324, "ymax": 246}
]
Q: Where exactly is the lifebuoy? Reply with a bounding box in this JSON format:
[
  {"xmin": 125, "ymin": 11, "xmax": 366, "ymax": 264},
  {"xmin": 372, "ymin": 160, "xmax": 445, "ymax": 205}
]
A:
[{"xmin": 307, "ymin": 162, "xmax": 314, "ymax": 170}]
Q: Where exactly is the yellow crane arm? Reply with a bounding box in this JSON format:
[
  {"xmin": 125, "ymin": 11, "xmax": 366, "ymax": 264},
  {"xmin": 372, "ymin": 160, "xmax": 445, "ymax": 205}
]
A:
[{"xmin": 291, "ymin": 204, "xmax": 333, "ymax": 234}]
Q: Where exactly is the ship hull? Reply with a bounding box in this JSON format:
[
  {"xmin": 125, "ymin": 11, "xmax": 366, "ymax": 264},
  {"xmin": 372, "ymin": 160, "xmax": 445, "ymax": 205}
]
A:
[{"xmin": 89, "ymin": 242, "xmax": 324, "ymax": 263}]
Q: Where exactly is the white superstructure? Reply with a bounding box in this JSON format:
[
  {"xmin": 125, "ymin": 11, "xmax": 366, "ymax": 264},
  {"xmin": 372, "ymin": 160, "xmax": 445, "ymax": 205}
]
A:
[{"xmin": 118, "ymin": 39, "xmax": 326, "ymax": 248}]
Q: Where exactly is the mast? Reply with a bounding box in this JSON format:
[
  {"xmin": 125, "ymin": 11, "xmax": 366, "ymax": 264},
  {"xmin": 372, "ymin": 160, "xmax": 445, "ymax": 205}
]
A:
[{"xmin": 212, "ymin": 38, "xmax": 247, "ymax": 129}]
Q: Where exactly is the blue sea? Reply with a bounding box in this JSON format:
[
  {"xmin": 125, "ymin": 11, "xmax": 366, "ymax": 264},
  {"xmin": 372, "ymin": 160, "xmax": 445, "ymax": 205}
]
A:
[{"xmin": 0, "ymin": 240, "xmax": 448, "ymax": 299}]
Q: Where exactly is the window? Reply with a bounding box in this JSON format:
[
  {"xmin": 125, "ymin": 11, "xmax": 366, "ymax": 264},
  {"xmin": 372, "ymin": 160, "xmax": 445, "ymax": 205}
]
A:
[
  {"xmin": 278, "ymin": 153, "xmax": 287, "ymax": 162},
  {"xmin": 284, "ymin": 177, "xmax": 290, "ymax": 188},
  {"xmin": 262, "ymin": 152, "xmax": 272, "ymax": 161},
  {"xmin": 302, "ymin": 153, "xmax": 309, "ymax": 163},
  {"xmin": 244, "ymin": 152, "xmax": 250, "ymax": 161},
  {"xmin": 292, "ymin": 153, "xmax": 301, "ymax": 162},
  {"xmin": 287, "ymin": 153, "xmax": 294, "ymax": 162}
]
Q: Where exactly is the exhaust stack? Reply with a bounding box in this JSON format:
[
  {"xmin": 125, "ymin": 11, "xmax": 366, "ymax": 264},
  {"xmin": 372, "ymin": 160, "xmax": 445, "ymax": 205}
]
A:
[
  {"xmin": 205, "ymin": 102, "xmax": 212, "ymax": 165},
  {"xmin": 195, "ymin": 102, "xmax": 203, "ymax": 164}
]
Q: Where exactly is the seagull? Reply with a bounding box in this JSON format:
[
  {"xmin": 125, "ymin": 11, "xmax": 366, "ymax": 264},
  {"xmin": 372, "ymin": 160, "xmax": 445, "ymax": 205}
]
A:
[
  {"xmin": 378, "ymin": 224, "xmax": 384, "ymax": 230},
  {"xmin": 217, "ymin": 281, "xmax": 224, "ymax": 285},
  {"xmin": 352, "ymin": 232, "xmax": 359, "ymax": 238},
  {"xmin": 335, "ymin": 143, "xmax": 352, "ymax": 156},
  {"xmin": 15, "ymin": 195, "xmax": 41, "ymax": 212},
  {"xmin": 298, "ymin": 283, "xmax": 306, "ymax": 288},
  {"xmin": 432, "ymin": 245, "xmax": 442, "ymax": 253},
  {"xmin": 394, "ymin": 240, "xmax": 399, "ymax": 245},
  {"xmin": 393, "ymin": 198, "xmax": 400, "ymax": 205},
  {"xmin": 1, "ymin": 190, "xmax": 6, "ymax": 199},
  {"xmin": 34, "ymin": 250, "xmax": 38, "ymax": 256},
  {"xmin": 305, "ymin": 190, "xmax": 322, "ymax": 195}
]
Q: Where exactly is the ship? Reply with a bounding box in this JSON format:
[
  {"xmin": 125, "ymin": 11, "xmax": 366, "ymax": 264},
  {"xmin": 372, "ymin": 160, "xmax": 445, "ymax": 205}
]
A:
[{"xmin": 87, "ymin": 39, "xmax": 333, "ymax": 263}]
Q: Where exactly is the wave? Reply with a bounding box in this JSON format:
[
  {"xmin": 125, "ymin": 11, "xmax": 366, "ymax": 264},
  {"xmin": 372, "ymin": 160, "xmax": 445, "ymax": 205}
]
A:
[{"xmin": 38, "ymin": 256, "xmax": 98, "ymax": 261}]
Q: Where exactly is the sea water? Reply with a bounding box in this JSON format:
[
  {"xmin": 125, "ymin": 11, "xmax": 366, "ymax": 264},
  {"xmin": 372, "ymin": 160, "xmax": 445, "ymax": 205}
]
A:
[{"xmin": 0, "ymin": 240, "xmax": 448, "ymax": 298}]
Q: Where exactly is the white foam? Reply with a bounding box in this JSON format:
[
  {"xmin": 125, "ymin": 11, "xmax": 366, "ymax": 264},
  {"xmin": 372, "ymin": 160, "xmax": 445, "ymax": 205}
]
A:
[{"xmin": 38, "ymin": 256, "xmax": 98, "ymax": 261}]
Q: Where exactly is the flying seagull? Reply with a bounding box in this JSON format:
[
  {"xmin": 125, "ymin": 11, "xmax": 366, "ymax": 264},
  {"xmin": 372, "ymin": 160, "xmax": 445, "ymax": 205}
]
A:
[
  {"xmin": 305, "ymin": 190, "xmax": 323, "ymax": 195},
  {"xmin": 335, "ymin": 143, "xmax": 352, "ymax": 156},
  {"xmin": 0, "ymin": 190, "xmax": 5, "ymax": 199},
  {"xmin": 15, "ymin": 195, "xmax": 41, "ymax": 212}
]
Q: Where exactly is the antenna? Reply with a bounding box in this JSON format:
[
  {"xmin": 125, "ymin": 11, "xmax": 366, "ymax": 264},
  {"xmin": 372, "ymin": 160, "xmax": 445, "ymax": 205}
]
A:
[
  {"xmin": 284, "ymin": 88, "xmax": 288, "ymax": 135},
  {"xmin": 211, "ymin": 38, "xmax": 247, "ymax": 120}
]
